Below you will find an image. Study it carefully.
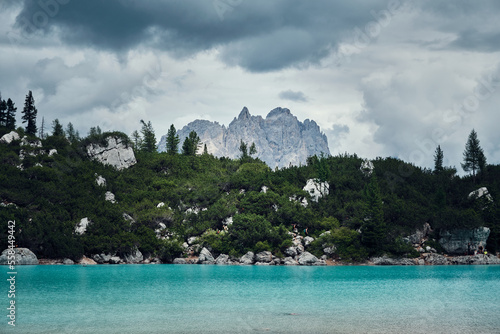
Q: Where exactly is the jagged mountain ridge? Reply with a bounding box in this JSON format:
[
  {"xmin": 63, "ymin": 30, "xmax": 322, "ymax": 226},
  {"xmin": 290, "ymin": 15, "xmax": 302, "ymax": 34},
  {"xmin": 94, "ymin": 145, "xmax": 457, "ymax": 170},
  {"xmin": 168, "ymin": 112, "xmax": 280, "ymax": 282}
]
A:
[{"xmin": 158, "ymin": 107, "xmax": 330, "ymax": 168}]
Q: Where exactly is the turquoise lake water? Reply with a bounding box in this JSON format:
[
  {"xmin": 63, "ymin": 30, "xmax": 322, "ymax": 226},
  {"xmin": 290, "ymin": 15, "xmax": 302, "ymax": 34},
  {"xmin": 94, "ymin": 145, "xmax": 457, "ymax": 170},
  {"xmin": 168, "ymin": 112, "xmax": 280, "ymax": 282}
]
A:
[{"xmin": 1, "ymin": 264, "xmax": 500, "ymax": 333}]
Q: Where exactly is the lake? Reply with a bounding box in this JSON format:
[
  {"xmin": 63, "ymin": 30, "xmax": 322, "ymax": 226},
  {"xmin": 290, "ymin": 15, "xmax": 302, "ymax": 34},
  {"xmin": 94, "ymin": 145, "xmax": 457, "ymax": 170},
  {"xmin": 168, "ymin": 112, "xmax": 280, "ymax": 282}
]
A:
[{"xmin": 2, "ymin": 264, "xmax": 500, "ymax": 333}]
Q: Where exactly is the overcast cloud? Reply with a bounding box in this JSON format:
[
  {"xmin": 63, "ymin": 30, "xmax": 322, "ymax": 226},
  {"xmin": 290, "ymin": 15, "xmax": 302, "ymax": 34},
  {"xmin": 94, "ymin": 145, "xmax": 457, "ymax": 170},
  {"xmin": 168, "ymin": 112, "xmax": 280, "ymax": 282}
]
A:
[{"xmin": 1, "ymin": 0, "xmax": 500, "ymax": 173}]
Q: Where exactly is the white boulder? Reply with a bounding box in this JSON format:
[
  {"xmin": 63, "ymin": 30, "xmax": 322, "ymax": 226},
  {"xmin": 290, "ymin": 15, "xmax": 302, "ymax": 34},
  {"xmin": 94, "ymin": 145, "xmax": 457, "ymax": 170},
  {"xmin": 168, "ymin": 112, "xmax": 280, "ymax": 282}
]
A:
[
  {"xmin": 303, "ymin": 179, "xmax": 329, "ymax": 202},
  {"xmin": 95, "ymin": 174, "xmax": 106, "ymax": 187},
  {"xmin": 86, "ymin": 136, "xmax": 136, "ymax": 170},
  {"xmin": 0, "ymin": 131, "xmax": 20, "ymax": 144},
  {"xmin": 105, "ymin": 191, "xmax": 116, "ymax": 203},
  {"xmin": 75, "ymin": 218, "xmax": 91, "ymax": 235},
  {"xmin": 360, "ymin": 159, "xmax": 374, "ymax": 176},
  {"xmin": 468, "ymin": 187, "xmax": 493, "ymax": 202}
]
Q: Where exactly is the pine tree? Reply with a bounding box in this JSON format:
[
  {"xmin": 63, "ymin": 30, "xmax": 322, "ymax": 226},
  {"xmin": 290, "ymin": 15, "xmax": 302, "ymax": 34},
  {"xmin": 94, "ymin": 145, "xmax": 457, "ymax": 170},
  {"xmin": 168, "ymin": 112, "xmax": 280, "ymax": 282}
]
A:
[
  {"xmin": 461, "ymin": 129, "xmax": 486, "ymax": 182},
  {"xmin": 140, "ymin": 120, "xmax": 157, "ymax": 153},
  {"xmin": 166, "ymin": 124, "xmax": 180, "ymax": 154},
  {"xmin": 361, "ymin": 176, "xmax": 386, "ymax": 253},
  {"xmin": 434, "ymin": 145, "xmax": 444, "ymax": 173},
  {"xmin": 249, "ymin": 142, "xmax": 257, "ymax": 156},
  {"xmin": 131, "ymin": 130, "xmax": 141, "ymax": 149},
  {"xmin": 52, "ymin": 119, "xmax": 64, "ymax": 136},
  {"xmin": 22, "ymin": 91, "xmax": 37, "ymax": 136},
  {"xmin": 239, "ymin": 140, "xmax": 248, "ymax": 159},
  {"xmin": 182, "ymin": 131, "xmax": 200, "ymax": 156},
  {"xmin": 0, "ymin": 94, "xmax": 6, "ymax": 127},
  {"xmin": 88, "ymin": 126, "xmax": 102, "ymax": 137},
  {"xmin": 66, "ymin": 122, "xmax": 79, "ymax": 143},
  {"xmin": 203, "ymin": 143, "xmax": 208, "ymax": 155},
  {"xmin": 5, "ymin": 98, "xmax": 16, "ymax": 130}
]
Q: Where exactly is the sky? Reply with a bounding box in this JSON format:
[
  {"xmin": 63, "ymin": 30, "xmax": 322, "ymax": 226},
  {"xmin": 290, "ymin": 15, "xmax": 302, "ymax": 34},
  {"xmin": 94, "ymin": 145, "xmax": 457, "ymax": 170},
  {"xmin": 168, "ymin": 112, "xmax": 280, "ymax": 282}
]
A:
[{"xmin": 1, "ymin": 0, "xmax": 500, "ymax": 173}]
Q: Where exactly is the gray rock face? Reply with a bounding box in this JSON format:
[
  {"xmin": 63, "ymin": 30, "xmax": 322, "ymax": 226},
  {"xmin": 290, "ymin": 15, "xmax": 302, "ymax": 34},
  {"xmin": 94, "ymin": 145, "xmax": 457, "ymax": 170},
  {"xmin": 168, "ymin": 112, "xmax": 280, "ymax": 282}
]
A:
[
  {"xmin": 284, "ymin": 247, "xmax": 298, "ymax": 257},
  {"xmin": 109, "ymin": 256, "xmax": 121, "ymax": 264},
  {"xmin": 75, "ymin": 217, "xmax": 91, "ymax": 235},
  {"xmin": 93, "ymin": 253, "xmax": 112, "ymax": 264},
  {"xmin": 158, "ymin": 107, "xmax": 330, "ymax": 169},
  {"xmin": 173, "ymin": 258, "xmax": 187, "ymax": 264},
  {"xmin": 304, "ymin": 236, "xmax": 315, "ymax": 247},
  {"xmin": 439, "ymin": 227, "xmax": 490, "ymax": 255},
  {"xmin": 404, "ymin": 223, "xmax": 432, "ymax": 245},
  {"xmin": 198, "ymin": 247, "xmax": 215, "ymax": 264},
  {"xmin": 63, "ymin": 258, "xmax": 74, "ymax": 265},
  {"xmin": 255, "ymin": 251, "xmax": 273, "ymax": 263},
  {"xmin": 123, "ymin": 248, "xmax": 143, "ymax": 264},
  {"xmin": 86, "ymin": 136, "xmax": 137, "ymax": 170},
  {"xmin": 240, "ymin": 251, "xmax": 255, "ymax": 265},
  {"xmin": 0, "ymin": 248, "xmax": 39, "ymax": 265},
  {"xmin": 297, "ymin": 252, "xmax": 319, "ymax": 265}
]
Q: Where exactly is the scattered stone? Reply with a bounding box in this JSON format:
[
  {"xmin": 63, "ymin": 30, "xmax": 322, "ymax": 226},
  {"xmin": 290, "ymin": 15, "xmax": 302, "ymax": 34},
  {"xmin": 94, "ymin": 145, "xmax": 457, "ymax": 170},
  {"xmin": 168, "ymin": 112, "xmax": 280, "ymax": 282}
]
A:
[
  {"xmin": 198, "ymin": 247, "xmax": 215, "ymax": 264},
  {"xmin": 79, "ymin": 256, "xmax": 97, "ymax": 265},
  {"xmin": 360, "ymin": 159, "xmax": 374, "ymax": 176},
  {"xmin": 255, "ymin": 251, "xmax": 273, "ymax": 263},
  {"xmin": 0, "ymin": 248, "xmax": 39, "ymax": 265},
  {"xmin": 123, "ymin": 248, "xmax": 143, "ymax": 264},
  {"xmin": 187, "ymin": 236, "xmax": 199, "ymax": 245},
  {"xmin": 255, "ymin": 262, "xmax": 270, "ymax": 266},
  {"xmin": 304, "ymin": 236, "xmax": 314, "ymax": 246},
  {"xmin": 215, "ymin": 254, "xmax": 230, "ymax": 264},
  {"xmin": 448, "ymin": 254, "xmax": 500, "ymax": 265},
  {"xmin": 371, "ymin": 256, "xmax": 415, "ymax": 265},
  {"xmin": 123, "ymin": 213, "xmax": 135, "ymax": 224},
  {"xmin": 105, "ymin": 191, "xmax": 116, "ymax": 203},
  {"xmin": 285, "ymin": 247, "xmax": 297, "ymax": 257},
  {"xmin": 283, "ymin": 257, "xmax": 298, "ymax": 265},
  {"xmin": 303, "ymin": 179, "xmax": 329, "ymax": 202},
  {"xmin": 173, "ymin": 258, "xmax": 188, "ymax": 264},
  {"xmin": 63, "ymin": 258, "xmax": 74, "ymax": 265},
  {"xmin": 240, "ymin": 251, "xmax": 255, "ymax": 265},
  {"xmin": 48, "ymin": 149, "xmax": 58, "ymax": 156},
  {"xmin": 323, "ymin": 246, "xmax": 336, "ymax": 256},
  {"xmin": 425, "ymin": 253, "xmax": 449, "ymax": 265},
  {"xmin": 95, "ymin": 174, "xmax": 106, "ymax": 187},
  {"xmin": 297, "ymin": 252, "xmax": 319, "ymax": 265},
  {"xmin": 157, "ymin": 202, "xmax": 165, "ymax": 208},
  {"xmin": 261, "ymin": 186, "xmax": 268, "ymax": 193},
  {"xmin": 75, "ymin": 217, "xmax": 91, "ymax": 235}
]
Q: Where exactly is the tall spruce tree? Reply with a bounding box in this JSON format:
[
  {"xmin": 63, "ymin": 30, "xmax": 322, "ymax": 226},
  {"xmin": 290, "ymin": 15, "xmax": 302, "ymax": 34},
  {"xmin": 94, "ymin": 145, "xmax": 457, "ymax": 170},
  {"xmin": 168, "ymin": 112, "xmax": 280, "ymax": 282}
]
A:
[
  {"xmin": 0, "ymin": 94, "xmax": 6, "ymax": 127},
  {"xmin": 434, "ymin": 145, "xmax": 444, "ymax": 173},
  {"xmin": 361, "ymin": 176, "xmax": 386, "ymax": 253},
  {"xmin": 66, "ymin": 122, "xmax": 80, "ymax": 143},
  {"xmin": 131, "ymin": 130, "xmax": 141, "ymax": 150},
  {"xmin": 22, "ymin": 91, "xmax": 37, "ymax": 136},
  {"xmin": 52, "ymin": 119, "xmax": 64, "ymax": 136},
  {"xmin": 166, "ymin": 124, "xmax": 180, "ymax": 154},
  {"xmin": 140, "ymin": 120, "xmax": 157, "ymax": 153},
  {"xmin": 182, "ymin": 130, "xmax": 200, "ymax": 156},
  {"xmin": 5, "ymin": 98, "xmax": 16, "ymax": 130},
  {"xmin": 461, "ymin": 129, "xmax": 486, "ymax": 181}
]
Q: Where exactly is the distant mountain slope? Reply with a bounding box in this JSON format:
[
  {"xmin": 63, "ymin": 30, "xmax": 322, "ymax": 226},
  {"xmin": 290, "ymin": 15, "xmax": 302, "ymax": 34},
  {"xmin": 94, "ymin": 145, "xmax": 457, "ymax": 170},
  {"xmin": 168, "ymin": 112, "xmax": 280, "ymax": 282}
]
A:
[{"xmin": 158, "ymin": 107, "xmax": 330, "ymax": 168}]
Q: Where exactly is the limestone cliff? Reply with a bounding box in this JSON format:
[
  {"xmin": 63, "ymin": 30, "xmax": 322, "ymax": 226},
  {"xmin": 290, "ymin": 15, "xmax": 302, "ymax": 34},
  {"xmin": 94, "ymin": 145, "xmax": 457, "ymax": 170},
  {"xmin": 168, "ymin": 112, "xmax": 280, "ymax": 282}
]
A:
[{"xmin": 158, "ymin": 107, "xmax": 330, "ymax": 168}]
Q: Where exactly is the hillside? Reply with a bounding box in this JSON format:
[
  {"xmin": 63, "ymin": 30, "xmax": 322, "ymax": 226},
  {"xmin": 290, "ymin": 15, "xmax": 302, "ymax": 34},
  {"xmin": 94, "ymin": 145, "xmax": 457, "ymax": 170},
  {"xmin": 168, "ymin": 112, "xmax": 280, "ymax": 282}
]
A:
[{"xmin": 1, "ymin": 129, "xmax": 499, "ymax": 264}]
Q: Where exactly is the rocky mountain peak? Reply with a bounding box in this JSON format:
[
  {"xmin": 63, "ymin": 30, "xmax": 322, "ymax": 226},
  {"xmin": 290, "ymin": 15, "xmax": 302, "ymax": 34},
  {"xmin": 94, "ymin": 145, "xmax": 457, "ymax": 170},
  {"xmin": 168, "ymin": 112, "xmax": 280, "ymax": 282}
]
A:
[{"xmin": 158, "ymin": 107, "xmax": 330, "ymax": 168}]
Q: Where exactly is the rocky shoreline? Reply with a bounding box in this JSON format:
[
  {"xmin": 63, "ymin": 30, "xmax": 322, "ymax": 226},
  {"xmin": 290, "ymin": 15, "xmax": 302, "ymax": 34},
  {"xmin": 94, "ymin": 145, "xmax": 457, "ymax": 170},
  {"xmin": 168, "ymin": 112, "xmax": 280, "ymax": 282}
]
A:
[{"xmin": 2, "ymin": 248, "xmax": 500, "ymax": 267}]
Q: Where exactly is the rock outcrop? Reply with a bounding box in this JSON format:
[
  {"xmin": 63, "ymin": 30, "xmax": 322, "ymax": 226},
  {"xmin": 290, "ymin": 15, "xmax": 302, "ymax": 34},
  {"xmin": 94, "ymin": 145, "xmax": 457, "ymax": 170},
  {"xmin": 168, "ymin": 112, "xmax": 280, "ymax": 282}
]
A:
[
  {"xmin": 0, "ymin": 248, "xmax": 39, "ymax": 265},
  {"xmin": 370, "ymin": 256, "xmax": 415, "ymax": 266},
  {"xmin": 0, "ymin": 131, "xmax": 20, "ymax": 144},
  {"xmin": 439, "ymin": 227, "xmax": 490, "ymax": 255},
  {"xmin": 75, "ymin": 218, "xmax": 91, "ymax": 235},
  {"xmin": 240, "ymin": 251, "xmax": 255, "ymax": 265},
  {"xmin": 297, "ymin": 252, "xmax": 320, "ymax": 265},
  {"xmin": 303, "ymin": 179, "xmax": 329, "ymax": 202},
  {"xmin": 468, "ymin": 187, "xmax": 493, "ymax": 202},
  {"xmin": 123, "ymin": 248, "xmax": 143, "ymax": 264},
  {"xmin": 158, "ymin": 107, "xmax": 330, "ymax": 169},
  {"xmin": 198, "ymin": 247, "xmax": 215, "ymax": 264},
  {"xmin": 86, "ymin": 135, "xmax": 137, "ymax": 170}
]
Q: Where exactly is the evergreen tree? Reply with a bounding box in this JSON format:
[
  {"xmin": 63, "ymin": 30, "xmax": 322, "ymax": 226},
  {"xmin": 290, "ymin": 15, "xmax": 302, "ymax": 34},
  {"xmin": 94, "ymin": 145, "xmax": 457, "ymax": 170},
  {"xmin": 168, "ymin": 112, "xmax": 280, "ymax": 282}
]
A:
[
  {"xmin": 434, "ymin": 145, "xmax": 444, "ymax": 173},
  {"xmin": 203, "ymin": 143, "xmax": 208, "ymax": 155},
  {"xmin": 166, "ymin": 124, "xmax": 180, "ymax": 154},
  {"xmin": 249, "ymin": 142, "xmax": 257, "ymax": 156},
  {"xmin": 139, "ymin": 120, "xmax": 157, "ymax": 153},
  {"xmin": 52, "ymin": 119, "xmax": 65, "ymax": 136},
  {"xmin": 0, "ymin": 94, "xmax": 6, "ymax": 127},
  {"xmin": 66, "ymin": 122, "xmax": 80, "ymax": 143},
  {"xmin": 461, "ymin": 129, "xmax": 486, "ymax": 182},
  {"xmin": 182, "ymin": 130, "xmax": 200, "ymax": 156},
  {"xmin": 5, "ymin": 98, "xmax": 16, "ymax": 130},
  {"xmin": 239, "ymin": 140, "xmax": 248, "ymax": 159},
  {"xmin": 22, "ymin": 91, "xmax": 37, "ymax": 136},
  {"xmin": 88, "ymin": 126, "xmax": 102, "ymax": 137},
  {"xmin": 361, "ymin": 176, "xmax": 386, "ymax": 253},
  {"xmin": 131, "ymin": 130, "xmax": 141, "ymax": 149}
]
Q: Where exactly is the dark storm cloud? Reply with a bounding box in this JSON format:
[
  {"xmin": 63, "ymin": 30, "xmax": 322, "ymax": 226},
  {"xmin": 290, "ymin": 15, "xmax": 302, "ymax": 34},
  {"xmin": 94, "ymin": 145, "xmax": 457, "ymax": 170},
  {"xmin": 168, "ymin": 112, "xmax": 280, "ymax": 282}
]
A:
[
  {"xmin": 278, "ymin": 90, "xmax": 308, "ymax": 102},
  {"xmin": 13, "ymin": 0, "xmax": 398, "ymax": 72}
]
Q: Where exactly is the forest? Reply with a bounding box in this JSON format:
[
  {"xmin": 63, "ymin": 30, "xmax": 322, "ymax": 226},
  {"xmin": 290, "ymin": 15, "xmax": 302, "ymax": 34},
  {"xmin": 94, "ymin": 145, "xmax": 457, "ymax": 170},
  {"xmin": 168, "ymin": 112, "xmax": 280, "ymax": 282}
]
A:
[{"xmin": 1, "ymin": 92, "xmax": 499, "ymax": 262}]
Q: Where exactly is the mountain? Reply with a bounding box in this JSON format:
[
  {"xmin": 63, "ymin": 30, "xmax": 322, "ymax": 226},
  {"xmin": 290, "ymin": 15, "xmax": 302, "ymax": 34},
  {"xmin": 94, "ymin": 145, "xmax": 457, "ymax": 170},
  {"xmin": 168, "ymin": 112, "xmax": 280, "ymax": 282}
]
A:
[{"xmin": 158, "ymin": 107, "xmax": 330, "ymax": 168}]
